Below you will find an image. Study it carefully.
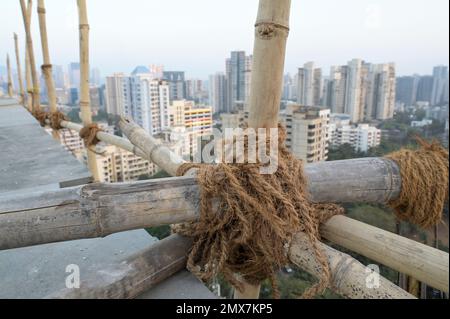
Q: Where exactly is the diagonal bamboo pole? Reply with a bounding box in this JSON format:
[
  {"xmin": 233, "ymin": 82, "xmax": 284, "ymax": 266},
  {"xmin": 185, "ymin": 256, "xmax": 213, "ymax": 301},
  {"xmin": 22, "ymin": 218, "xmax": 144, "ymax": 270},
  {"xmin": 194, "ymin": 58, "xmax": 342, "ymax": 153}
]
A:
[
  {"xmin": 6, "ymin": 54, "xmax": 14, "ymax": 98},
  {"xmin": 20, "ymin": 0, "xmax": 40, "ymax": 112},
  {"xmin": 13, "ymin": 33, "xmax": 25, "ymax": 104},
  {"xmin": 77, "ymin": 0, "xmax": 100, "ymax": 182}
]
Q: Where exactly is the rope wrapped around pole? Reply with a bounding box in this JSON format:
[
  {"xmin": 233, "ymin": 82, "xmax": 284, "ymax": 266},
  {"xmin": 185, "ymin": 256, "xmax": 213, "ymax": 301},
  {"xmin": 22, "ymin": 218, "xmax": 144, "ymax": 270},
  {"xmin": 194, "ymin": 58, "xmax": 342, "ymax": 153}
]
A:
[
  {"xmin": 79, "ymin": 123, "xmax": 103, "ymax": 148},
  {"xmin": 175, "ymin": 125, "xmax": 344, "ymax": 299},
  {"xmin": 386, "ymin": 137, "xmax": 449, "ymax": 228}
]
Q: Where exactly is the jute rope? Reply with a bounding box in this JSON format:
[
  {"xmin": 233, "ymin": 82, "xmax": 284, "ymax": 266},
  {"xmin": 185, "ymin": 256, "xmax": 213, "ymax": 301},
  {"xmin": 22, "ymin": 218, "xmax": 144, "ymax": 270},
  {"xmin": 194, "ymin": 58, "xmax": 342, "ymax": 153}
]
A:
[
  {"xmin": 386, "ymin": 137, "xmax": 448, "ymax": 228},
  {"xmin": 175, "ymin": 125, "xmax": 343, "ymax": 298},
  {"xmin": 32, "ymin": 109, "xmax": 48, "ymax": 127},
  {"xmin": 48, "ymin": 111, "xmax": 69, "ymax": 130},
  {"xmin": 79, "ymin": 123, "xmax": 103, "ymax": 148}
]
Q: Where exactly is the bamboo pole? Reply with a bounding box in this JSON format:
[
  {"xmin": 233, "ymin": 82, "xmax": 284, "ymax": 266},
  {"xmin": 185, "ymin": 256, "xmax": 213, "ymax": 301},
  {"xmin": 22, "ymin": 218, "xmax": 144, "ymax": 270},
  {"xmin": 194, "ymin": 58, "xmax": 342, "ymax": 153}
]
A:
[
  {"xmin": 37, "ymin": 0, "xmax": 57, "ymax": 113},
  {"xmin": 20, "ymin": 0, "xmax": 40, "ymax": 112},
  {"xmin": 24, "ymin": 1, "xmax": 33, "ymax": 111},
  {"xmin": 77, "ymin": 0, "xmax": 100, "ymax": 182},
  {"xmin": 118, "ymin": 117, "xmax": 185, "ymax": 176},
  {"xmin": 234, "ymin": 0, "xmax": 292, "ymax": 298},
  {"xmin": 6, "ymin": 54, "xmax": 14, "ymax": 97},
  {"xmin": 25, "ymin": 40, "xmax": 33, "ymax": 111},
  {"xmin": 47, "ymin": 234, "xmax": 193, "ymax": 299},
  {"xmin": 2, "ymin": 165, "xmax": 447, "ymax": 292},
  {"xmin": 289, "ymin": 232, "xmax": 415, "ymax": 299},
  {"xmin": 247, "ymin": 0, "xmax": 291, "ymax": 129},
  {"xmin": 45, "ymin": 233, "xmax": 413, "ymax": 299},
  {"xmin": 13, "ymin": 33, "xmax": 25, "ymax": 104},
  {"xmin": 37, "ymin": 0, "xmax": 59, "ymax": 140},
  {"xmin": 46, "ymin": 119, "xmax": 147, "ymax": 158}
]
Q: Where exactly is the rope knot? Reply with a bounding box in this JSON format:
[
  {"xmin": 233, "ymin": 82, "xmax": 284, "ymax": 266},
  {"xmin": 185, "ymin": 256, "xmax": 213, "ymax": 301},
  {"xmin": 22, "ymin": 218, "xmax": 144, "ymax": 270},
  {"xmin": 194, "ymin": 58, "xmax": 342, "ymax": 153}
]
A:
[
  {"xmin": 32, "ymin": 109, "xmax": 49, "ymax": 127},
  {"xmin": 79, "ymin": 123, "xmax": 103, "ymax": 148},
  {"xmin": 174, "ymin": 124, "xmax": 343, "ymax": 298},
  {"xmin": 49, "ymin": 111, "xmax": 69, "ymax": 131}
]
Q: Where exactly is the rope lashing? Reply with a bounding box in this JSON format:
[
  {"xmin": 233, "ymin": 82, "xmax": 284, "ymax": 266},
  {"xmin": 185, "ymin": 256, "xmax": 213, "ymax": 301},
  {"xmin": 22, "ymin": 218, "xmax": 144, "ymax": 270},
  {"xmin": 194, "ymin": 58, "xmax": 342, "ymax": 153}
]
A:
[
  {"xmin": 79, "ymin": 123, "xmax": 103, "ymax": 148},
  {"xmin": 48, "ymin": 111, "xmax": 69, "ymax": 130},
  {"xmin": 32, "ymin": 109, "xmax": 48, "ymax": 127},
  {"xmin": 386, "ymin": 137, "xmax": 449, "ymax": 228},
  {"xmin": 175, "ymin": 124, "xmax": 343, "ymax": 299}
]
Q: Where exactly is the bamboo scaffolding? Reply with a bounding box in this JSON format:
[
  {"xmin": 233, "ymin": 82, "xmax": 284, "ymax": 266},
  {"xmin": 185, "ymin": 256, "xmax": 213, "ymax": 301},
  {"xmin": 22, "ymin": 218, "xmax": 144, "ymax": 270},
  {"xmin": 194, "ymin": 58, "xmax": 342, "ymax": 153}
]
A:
[
  {"xmin": 45, "ymin": 119, "xmax": 147, "ymax": 158},
  {"xmin": 13, "ymin": 33, "xmax": 25, "ymax": 104},
  {"xmin": 47, "ymin": 234, "xmax": 193, "ymax": 299},
  {"xmin": 1, "ymin": 164, "xmax": 447, "ymax": 293},
  {"xmin": 77, "ymin": 0, "xmax": 100, "ymax": 181},
  {"xmin": 25, "ymin": 40, "xmax": 33, "ymax": 111},
  {"xmin": 45, "ymin": 233, "xmax": 414, "ymax": 299},
  {"xmin": 37, "ymin": 0, "xmax": 56, "ymax": 114},
  {"xmin": 232, "ymin": 0, "xmax": 292, "ymax": 298},
  {"xmin": 20, "ymin": 0, "xmax": 40, "ymax": 112},
  {"xmin": 24, "ymin": 1, "xmax": 33, "ymax": 111},
  {"xmin": 6, "ymin": 54, "xmax": 14, "ymax": 97},
  {"xmin": 37, "ymin": 0, "xmax": 59, "ymax": 139}
]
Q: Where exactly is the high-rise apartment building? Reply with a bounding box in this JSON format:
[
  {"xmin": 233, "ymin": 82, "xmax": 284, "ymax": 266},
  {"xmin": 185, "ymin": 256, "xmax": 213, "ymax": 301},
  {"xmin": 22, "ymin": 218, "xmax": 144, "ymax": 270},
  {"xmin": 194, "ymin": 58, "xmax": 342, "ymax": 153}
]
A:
[
  {"xmin": 105, "ymin": 73, "xmax": 127, "ymax": 115},
  {"xmin": 323, "ymin": 59, "xmax": 396, "ymax": 122},
  {"xmin": 280, "ymin": 105, "xmax": 330, "ymax": 163},
  {"xmin": 431, "ymin": 65, "xmax": 449, "ymax": 105},
  {"xmin": 328, "ymin": 114, "xmax": 381, "ymax": 152},
  {"xmin": 53, "ymin": 65, "xmax": 66, "ymax": 89},
  {"xmin": 104, "ymin": 67, "xmax": 170, "ymax": 135},
  {"xmin": 90, "ymin": 68, "xmax": 102, "ymax": 86},
  {"xmin": 209, "ymin": 72, "xmax": 228, "ymax": 114},
  {"xmin": 92, "ymin": 145, "xmax": 159, "ymax": 183},
  {"xmin": 225, "ymin": 51, "xmax": 249, "ymax": 112},
  {"xmin": 168, "ymin": 100, "xmax": 213, "ymax": 158},
  {"xmin": 396, "ymin": 75, "xmax": 420, "ymax": 106},
  {"xmin": 68, "ymin": 62, "xmax": 80, "ymax": 88},
  {"xmin": 365, "ymin": 63, "xmax": 396, "ymax": 120},
  {"xmin": 163, "ymin": 71, "xmax": 186, "ymax": 101},
  {"xmin": 297, "ymin": 62, "xmax": 322, "ymax": 106}
]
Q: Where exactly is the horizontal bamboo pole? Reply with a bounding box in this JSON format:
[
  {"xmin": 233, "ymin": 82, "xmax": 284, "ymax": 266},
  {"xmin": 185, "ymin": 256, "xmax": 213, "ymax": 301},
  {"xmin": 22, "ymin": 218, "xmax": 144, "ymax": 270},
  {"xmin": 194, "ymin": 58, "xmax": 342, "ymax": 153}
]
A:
[
  {"xmin": 0, "ymin": 169, "xmax": 447, "ymax": 293},
  {"xmin": 47, "ymin": 234, "xmax": 193, "ymax": 299}
]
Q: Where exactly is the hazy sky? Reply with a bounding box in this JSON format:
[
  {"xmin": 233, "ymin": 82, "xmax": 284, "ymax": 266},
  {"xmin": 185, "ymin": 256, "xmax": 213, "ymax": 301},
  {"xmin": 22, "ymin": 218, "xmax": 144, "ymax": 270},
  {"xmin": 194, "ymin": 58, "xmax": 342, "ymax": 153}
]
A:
[{"xmin": 1, "ymin": 0, "xmax": 448, "ymax": 79}]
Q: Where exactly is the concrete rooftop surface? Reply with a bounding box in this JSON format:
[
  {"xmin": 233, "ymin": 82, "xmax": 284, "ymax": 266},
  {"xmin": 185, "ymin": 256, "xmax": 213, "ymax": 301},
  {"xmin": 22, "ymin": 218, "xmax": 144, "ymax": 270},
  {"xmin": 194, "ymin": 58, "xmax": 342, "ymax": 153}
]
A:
[{"xmin": 0, "ymin": 98, "xmax": 215, "ymax": 299}]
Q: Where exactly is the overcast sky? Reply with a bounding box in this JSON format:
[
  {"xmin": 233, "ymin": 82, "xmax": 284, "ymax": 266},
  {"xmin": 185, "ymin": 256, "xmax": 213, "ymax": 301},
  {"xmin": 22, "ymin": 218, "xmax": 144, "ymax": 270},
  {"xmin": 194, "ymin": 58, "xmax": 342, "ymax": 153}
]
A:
[{"xmin": 0, "ymin": 0, "xmax": 448, "ymax": 79}]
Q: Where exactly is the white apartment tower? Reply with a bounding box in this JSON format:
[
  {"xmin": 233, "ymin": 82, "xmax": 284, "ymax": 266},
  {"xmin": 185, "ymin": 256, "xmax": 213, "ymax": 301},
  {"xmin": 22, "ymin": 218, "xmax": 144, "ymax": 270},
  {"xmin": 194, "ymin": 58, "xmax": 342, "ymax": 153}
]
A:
[
  {"xmin": 281, "ymin": 105, "xmax": 330, "ymax": 163},
  {"xmin": 365, "ymin": 63, "xmax": 396, "ymax": 120},
  {"xmin": 105, "ymin": 73, "xmax": 127, "ymax": 115},
  {"xmin": 297, "ymin": 62, "xmax": 322, "ymax": 106},
  {"xmin": 105, "ymin": 67, "xmax": 170, "ymax": 135}
]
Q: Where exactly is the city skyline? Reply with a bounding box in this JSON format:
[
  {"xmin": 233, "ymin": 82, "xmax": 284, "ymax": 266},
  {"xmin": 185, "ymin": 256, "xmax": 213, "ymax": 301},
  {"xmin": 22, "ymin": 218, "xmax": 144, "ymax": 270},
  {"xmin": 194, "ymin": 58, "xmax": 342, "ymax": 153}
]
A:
[{"xmin": 0, "ymin": 0, "xmax": 448, "ymax": 79}]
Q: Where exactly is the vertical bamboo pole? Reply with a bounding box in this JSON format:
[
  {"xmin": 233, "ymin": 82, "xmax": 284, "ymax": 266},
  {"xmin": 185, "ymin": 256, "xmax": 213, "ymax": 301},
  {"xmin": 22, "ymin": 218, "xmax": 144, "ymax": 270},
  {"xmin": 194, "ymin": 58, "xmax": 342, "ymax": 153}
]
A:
[
  {"xmin": 13, "ymin": 33, "xmax": 25, "ymax": 104},
  {"xmin": 24, "ymin": 46, "xmax": 33, "ymax": 111},
  {"xmin": 234, "ymin": 0, "xmax": 292, "ymax": 299},
  {"xmin": 37, "ymin": 0, "xmax": 59, "ymax": 140},
  {"xmin": 6, "ymin": 54, "xmax": 14, "ymax": 97},
  {"xmin": 247, "ymin": 0, "xmax": 291, "ymax": 130},
  {"xmin": 37, "ymin": 0, "xmax": 57, "ymax": 113},
  {"xmin": 20, "ymin": 0, "xmax": 40, "ymax": 112},
  {"xmin": 24, "ymin": 2, "xmax": 33, "ymax": 111},
  {"xmin": 77, "ymin": 0, "xmax": 100, "ymax": 182}
]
